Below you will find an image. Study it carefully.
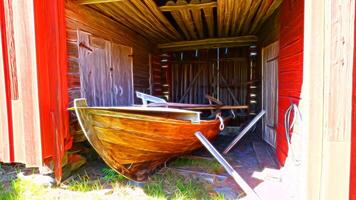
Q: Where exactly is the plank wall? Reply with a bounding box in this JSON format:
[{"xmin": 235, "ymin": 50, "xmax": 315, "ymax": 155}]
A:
[
  {"xmin": 65, "ymin": 1, "xmax": 154, "ymax": 140},
  {"xmin": 170, "ymin": 48, "xmax": 250, "ymax": 106},
  {"xmin": 65, "ymin": 1, "xmax": 154, "ymax": 108}
]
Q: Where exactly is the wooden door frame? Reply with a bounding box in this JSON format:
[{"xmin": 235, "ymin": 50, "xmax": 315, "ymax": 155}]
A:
[{"xmin": 300, "ymin": 0, "xmax": 355, "ymax": 199}]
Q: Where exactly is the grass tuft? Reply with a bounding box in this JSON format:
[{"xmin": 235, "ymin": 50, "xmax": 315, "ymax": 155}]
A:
[
  {"xmin": 67, "ymin": 173, "xmax": 102, "ymax": 192},
  {"xmin": 0, "ymin": 178, "xmax": 47, "ymax": 200},
  {"xmin": 144, "ymin": 169, "xmax": 219, "ymax": 200},
  {"xmin": 0, "ymin": 183, "xmax": 13, "ymax": 200},
  {"xmin": 169, "ymin": 157, "xmax": 222, "ymax": 174},
  {"xmin": 101, "ymin": 168, "xmax": 127, "ymax": 183}
]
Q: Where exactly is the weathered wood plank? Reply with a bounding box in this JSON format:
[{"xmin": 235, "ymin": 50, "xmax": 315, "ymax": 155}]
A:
[
  {"xmin": 0, "ymin": 13, "xmax": 11, "ymax": 162},
  {"xmin": 190, "ymin": 0, "xmax": 204, "ymax": 39},
  {"xmin": 144, "ymin": 0, "xmax": 181, "ymax": 40},
  {"xmin": 250, "ymin": 0, "xmax": 283, "ymax": 34},
  {"xmin": 236, "ymin": 0, "xmax": 252, "ymax": 35},
  {"xmin": 158, "ymin": 36, "xmax": 258, "ymax": 52},
  {"xmin": 111, "ymin": 44, "xmax": 134, "ymax": 106},
  {"xmin": 160, "ymin": 1, "xmax": 216, "ymax": 12},
  {"xmin": 242, "ymin": 0, "xmax": 262, "ymax": 34},
  {"xmin": 165, "ymin": 1, "xmax": 191, "ymax": 40},
  {"xmin": 217, "ymin": 0, "xmax": 224, "ymax": 37},
  {"xmin": 76, "ymin": 0, "xmax": 124, "ymax": 5},
  {"xmin": 10, "ymin": 0, "xmax": 42, "ymax": 166},
  {"xmin": 176, "ymin": 0, "xmax": 198, "ymax": 40},
  {"xmin": 201, "ymin": 0, "xmax": 214, "ymax": 37}
]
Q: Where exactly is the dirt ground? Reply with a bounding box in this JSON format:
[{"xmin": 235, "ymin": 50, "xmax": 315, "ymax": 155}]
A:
[{"xmin": 0, "ymin": 135, "xmax": 290, "ymax": 200}]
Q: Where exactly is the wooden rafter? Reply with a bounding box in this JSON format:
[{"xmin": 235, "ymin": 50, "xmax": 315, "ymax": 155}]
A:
[
  {"xmin": 217, "ymin": 0, "xmax": 224, "ymax": 37},
  {"xmin": 242, "ymin": 0, "xmax": 263, "ymax": 34},
  {"xmin": 158, "ymin": 36, "xmax": 258, "ymax": 52},
  {"xmin": 190, "ymin": 0, "xmax": 204, "ymax": 39},
  {"xmin": 176, "ymin": 0, "xmax": 198, "ymax": 40},
  {"xmin": 165, "ymin": 1, "xmax": 191, "ymax": 40},
  {"xmin": 201, "ymin": 0, "xmax": 214, "ymax": 37},
  {"xmin": 88, "ymin": 0, "xmax": 182, "ymax": 43},
  {"xmin": 80, "ymin": 0, "xmax": 282, "ymax": 43},
  {"xmin": 250, "ymin": 0, "xmax": 283, "ymax": 33},
  {"xmin": 77, "ymin": 0, "xmax": 123, "ymax": 5},
  {"xmin": 144, "ymin": 0, "xmax": 182, "ymax": 40},
  {"xmin": 160, "ymin": 1, "xmax": 217, "ymax": 12}
]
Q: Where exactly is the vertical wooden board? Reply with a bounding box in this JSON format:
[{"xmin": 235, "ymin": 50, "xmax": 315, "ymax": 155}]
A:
[
  {"xmin": 90, "ymin": 36, "xmax": 109, "ymax": 106},
  {"xmin": 0, "ymin": 3, "xmax": 10, "ymax": 162},
  {"xmin": 111, "ymin": 44, "xmax": 134, "ymax": 106},
  {"xmin": 262, "ymin": 41, "xmax": 279, "ymax": 148},
  {"xmin": 10, "ymin": 0, "xmax": 42, "ymax": 166},
  {"xmin": 350, "ymin": 1, "xmax": 356, "ymax": 198},
  {"xmin": 320, "ymin": 0, "xmax": 354, "ymax": 199},
  {"xmin": 3, "ymin": 0, "xmax": 18, "ymax": 101},
  {"xmin": 78, "ymin": 31, "xmax": 94, "ymax": 106}
]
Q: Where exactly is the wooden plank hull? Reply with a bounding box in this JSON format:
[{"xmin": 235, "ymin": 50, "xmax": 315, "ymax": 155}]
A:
[{"xmin": 74, "ymin": 98, "xmax": 221, "ymax": 181}]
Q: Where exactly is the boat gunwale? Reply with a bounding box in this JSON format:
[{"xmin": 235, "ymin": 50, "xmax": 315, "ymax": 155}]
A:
[{"xmin": 88, "ymin": 109, "xmax": 220, "ymax": 125}]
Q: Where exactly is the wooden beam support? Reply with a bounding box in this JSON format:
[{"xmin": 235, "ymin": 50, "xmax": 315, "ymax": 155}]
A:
[
  {"xmin": 76, "ymin": 0, "xmax": 123, "ymax": 5},
  {"xmin": 158, "ymin": 36, "xmax": 258, "ymax": 52},
  {"xmin": 160, "ymin": 1, "xmax": 216, "ymax": 12}
]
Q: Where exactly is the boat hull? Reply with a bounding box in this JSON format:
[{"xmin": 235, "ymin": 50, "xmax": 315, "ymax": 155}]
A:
[{"xmin": 74, "ymin": 99, "xmax": 221, "ymax": 181}]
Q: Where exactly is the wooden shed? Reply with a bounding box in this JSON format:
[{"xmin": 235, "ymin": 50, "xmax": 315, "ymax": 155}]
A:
[{"xmin": 0, "ymin": 0, "xmax": 355, "ymax": 199}]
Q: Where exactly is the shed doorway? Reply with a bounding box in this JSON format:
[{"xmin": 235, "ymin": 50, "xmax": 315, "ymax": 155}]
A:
[{"xmin": 262, "ymin": 41, "xmax": 279, "ymax": 148}]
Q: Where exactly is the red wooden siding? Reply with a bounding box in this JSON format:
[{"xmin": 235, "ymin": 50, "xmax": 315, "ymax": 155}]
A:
[
  {"xmin": 0, "ymin": 1, "xmax": 44, "ymax": 166},
  {"xmin": 33, "ymin": 0, "xmax": 71, "ymax": 182},
  {"xmin": 0, "ymin": 0, "xmax": 13, "ymax": 163},
  {"xmin": 350, "ymin": 1, "xmax": 356, "ymax": 199},
  {"xmin": 277, "ymin": 0, "xmax": 304, "ymax": 164}
]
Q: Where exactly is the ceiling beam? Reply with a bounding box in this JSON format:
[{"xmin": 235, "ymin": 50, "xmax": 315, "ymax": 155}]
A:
[
  {"xmin": 160, "ymin": 1, "xmax": 217, "ymax": 12},
  {"xmin": 76, "ymin": 0, "xmax": 124, "ymax": 5},
  {"xmin": 158, "ymin": 36, "xmax": 258, "ymax": 52}
]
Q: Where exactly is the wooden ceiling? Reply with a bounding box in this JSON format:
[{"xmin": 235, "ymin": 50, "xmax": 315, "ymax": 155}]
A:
[{"xmin": 77, "ymin": 0, "xmax": 282, "ymax": 46}]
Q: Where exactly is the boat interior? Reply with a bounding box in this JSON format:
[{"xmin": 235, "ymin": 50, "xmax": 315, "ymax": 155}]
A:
[{"xmin": 66, "ymin": 0, "xmax": 301, "ymax": 198}]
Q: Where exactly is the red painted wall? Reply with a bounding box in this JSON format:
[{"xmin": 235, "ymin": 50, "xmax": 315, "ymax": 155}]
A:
[
  {"xmin": 350, "ymin": 1, "xmax": 356, "ymax": 199},
  {"xmin": 33, "ymin": 0, "xmax": 71, "ymax": 182},
  {"xmin": 277, "ymin": 0, "xmax": 304, "ymax": 164},
  {"xmin": 0, "ymin": 0, "xmax": 14, "ymax": 162}
]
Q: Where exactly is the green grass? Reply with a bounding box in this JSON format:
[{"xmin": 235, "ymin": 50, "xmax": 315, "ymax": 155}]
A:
[
  {"xmin": 0, "ymin": 178, "xmax": 48, "ymax": 200},
  {"xmin": 0, "ymin": 183, "xmax": 13, "ymax": 200},
  {"xmin": 101, "ymin": 168, "xmax": 127, "ymax": 183},
  {"xmin": 67, "ymin": 173, "xmax": 102, "ymax": 192},
  {"xmin": 144, "ymin": 169, "xmax": 222, "ymax": 200},
  {"xmin": 169, "ymin": 157, "xmax": 222, "ymax": 174}
]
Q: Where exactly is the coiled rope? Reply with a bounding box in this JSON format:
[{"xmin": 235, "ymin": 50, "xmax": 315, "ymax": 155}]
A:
[{"xmin": 216, "ymin": 113, "xmax": 225, "ymax": 130}]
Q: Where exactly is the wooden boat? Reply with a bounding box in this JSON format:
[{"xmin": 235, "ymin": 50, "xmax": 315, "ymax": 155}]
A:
[{"xmin": 73, "ymin": 98, "xmax": 222, "ymax": 181}]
